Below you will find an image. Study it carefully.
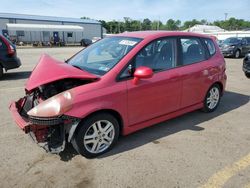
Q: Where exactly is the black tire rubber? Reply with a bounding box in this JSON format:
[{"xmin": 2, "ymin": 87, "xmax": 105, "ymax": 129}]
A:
[
  {"xmin": 234, "ymin": 49, "xmax": 241, "ymax": 58},
  {"xmin": 202, "ymin": 84, "xmax": 221, "ymax": 113},
  {"xmin": 81, "ymin": 41, "xmax": 86, "ymax": 47},
  {"xmin": 0, "ymin": 66, "xmax": 3, "ymax": 78},
  {"xmin": 245, "ymin": 72, "xmax": 250, "ymax": 78},
  {"xmin": 72, "ymin": 113, "xmax": 120, "ymax": 158}
]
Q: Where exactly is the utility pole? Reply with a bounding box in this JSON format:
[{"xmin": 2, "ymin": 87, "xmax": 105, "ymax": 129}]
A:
[
  {"xmin": 224, "ymin": 13, "xmax": 228, "ymax": 21},
  {"xmin": 118, "ymin": 21, "xmax": 120, "ymax": 33},
  {"xmin": 157, "ymin": 16, "xmax": 160, "ymax": 30}
]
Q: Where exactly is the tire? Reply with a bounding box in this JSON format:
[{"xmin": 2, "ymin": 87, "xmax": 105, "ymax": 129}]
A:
[
  {"xmin": 245, "ymin": 72, "xmax": 250, "ymax": 78},
  {"xmin": 0, "ymin": 66, "xmax": 3, "ymax": 78},
  {"xmin": 72, "ymin": 113, "xmax": 120, "ymax": 158},
  {"xmin": 81, "ymin": 41, "xmax": 86, "ymax": 47},
  {"xmin": 234, "ymin": 49, "xmax": 241, "ymax": 58},
  {"xmin": 202, "ymin": 84, "xmax": 221, "ymax": 113}
]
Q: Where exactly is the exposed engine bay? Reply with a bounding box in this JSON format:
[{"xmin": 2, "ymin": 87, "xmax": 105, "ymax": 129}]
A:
[
  {"xmin": 38, "ymin": 78, "xmax": 92, "ymax": 99},
  {"xmin": 18, "ymin": 78, "xmax": 93, "ymax": 153}
]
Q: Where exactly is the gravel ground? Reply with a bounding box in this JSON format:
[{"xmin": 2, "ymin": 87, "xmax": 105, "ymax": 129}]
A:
[{"xmin": 0, "ymin": 47, "xmax": 249, "ymax": 188}]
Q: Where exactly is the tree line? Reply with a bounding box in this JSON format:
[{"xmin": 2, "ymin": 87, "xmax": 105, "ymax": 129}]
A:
[{"xmin": 90, "ymin": 17, "xmax": 250, "ymax": 33}]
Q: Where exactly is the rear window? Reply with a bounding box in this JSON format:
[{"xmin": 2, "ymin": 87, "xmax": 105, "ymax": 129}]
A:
[{"xmin": 204, "ymin": 38, "xmax": 216, "ymax": 56}]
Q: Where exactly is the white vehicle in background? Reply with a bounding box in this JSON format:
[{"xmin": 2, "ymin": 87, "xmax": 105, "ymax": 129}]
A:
[{"xmin": 92, "ymin": 37, "xmax": 101, "ymax": 43}]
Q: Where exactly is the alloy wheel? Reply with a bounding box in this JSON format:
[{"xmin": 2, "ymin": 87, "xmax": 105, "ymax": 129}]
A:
[
  {"xmin": 83, "ymin": 120, "xmax": 115, "ymax": 154},
  {"xmin": 206, "ymin": 87, "xmax": 220, "ymax": 110}
]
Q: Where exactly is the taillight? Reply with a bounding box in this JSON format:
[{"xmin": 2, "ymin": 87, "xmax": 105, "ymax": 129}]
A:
[
  {"xmin": 0, "ymin": 36, "xmax": 15, "ymax": 56},
  {"xmin": 8, "ymin": 44, "xmax": 15, "ymax": 56}
]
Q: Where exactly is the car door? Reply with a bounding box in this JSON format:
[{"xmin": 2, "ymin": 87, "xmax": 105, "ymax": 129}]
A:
[
  {"xmin": 241, "ymin": 38, "xmax": 249, "ymax": 55},
  {"xmin": 245, "ymin": 38, "xmax": 250, "ymax": 54},
  {"xmin": 178, "ymin": 37, "xmax": 211, "ymax": 108},
  {"xmin": 120, "ymin": 37, "xmax": 182, "ymax": 126}
]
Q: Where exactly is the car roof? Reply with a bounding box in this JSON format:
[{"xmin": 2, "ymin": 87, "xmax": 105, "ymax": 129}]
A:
[{"xmin": 115, "ymin": 31, "xmax": 211, "ymax": 40}]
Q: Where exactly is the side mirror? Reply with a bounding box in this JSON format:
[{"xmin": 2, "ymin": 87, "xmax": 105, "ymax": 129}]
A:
[{"xmin": 133, "ymin": 66, "xmax": 153, "ymax": 85}]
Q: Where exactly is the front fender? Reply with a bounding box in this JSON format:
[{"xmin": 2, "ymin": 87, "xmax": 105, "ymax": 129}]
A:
[{"xmin": 64, "ymin": 82, "xmax": 128, "ymax": 128}]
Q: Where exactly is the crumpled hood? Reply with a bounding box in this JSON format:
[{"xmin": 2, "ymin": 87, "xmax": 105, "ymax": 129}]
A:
[{"xmin": 25, "ymin": 54, "xmax": 98, "ymax": 91}]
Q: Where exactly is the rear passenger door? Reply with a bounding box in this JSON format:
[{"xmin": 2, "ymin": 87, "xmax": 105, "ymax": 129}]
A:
[
  {"xmin": 241, "ymin": 38, "xmax": 249, "ymax": 55},
  {"xmin": 178, "ymin": 37, "xmax": 211, "ymax": 108},
  {"xmin": 244, "ymin": 38, "xmax": 250, "ymax": 54}
]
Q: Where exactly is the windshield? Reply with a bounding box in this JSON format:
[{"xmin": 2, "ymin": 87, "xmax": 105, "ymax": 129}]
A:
[
  {"xmin": 223, "ymin": 37, "xmax": 241, "ymax": 45},
  {"xmin": 68, "ymin": 37, "xmax": 142, "ymax": 76}
]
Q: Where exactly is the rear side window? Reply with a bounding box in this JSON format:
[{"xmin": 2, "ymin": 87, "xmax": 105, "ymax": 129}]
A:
[
  {"xmin": 0, "ymin": 37, "xmax": 7, "ymax": 49},
  {"xmin": 204, "ymin": 38, "xmax": 216, "ymax": 56},
  {"xmin": 180, "ymin": 38, "xmax": 206, "ymax": 65}
]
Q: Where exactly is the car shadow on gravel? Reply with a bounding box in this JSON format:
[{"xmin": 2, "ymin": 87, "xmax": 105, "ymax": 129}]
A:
[
  {"xmin": 59, "ymin": 91, "xmax": 249, "ymax": 161},
  {"xmin": 1, "ymin": 71, "xmax": 31, "ymax": 80},
  {"xmin": 59, "ymin": 143, "xmax": 79, "ymax": 161}
]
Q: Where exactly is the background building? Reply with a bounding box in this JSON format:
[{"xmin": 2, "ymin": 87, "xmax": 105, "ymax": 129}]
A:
[
  {"xmin": 0, "ymin": 12, "xmax": 102, "ymax": 44},
  {"xmin": 185, "ymin": 24, "xmax": 250, "ymax": 40}
]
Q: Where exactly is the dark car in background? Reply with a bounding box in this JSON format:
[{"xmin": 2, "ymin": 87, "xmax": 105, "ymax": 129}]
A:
[
  {"xmin": 243, "ymin": 51, "xmax": 250, "ymax": 78},
  {"xmin": 219, "ymin": 37, "xmax": 250, "ymax": 58},
  {"xmin": 0, "ymin": 35, "xmax": 21, "ymax": 78},
  {"xmin": 80, "ymin": 38, "xmax": 92, "ymax": 47}
]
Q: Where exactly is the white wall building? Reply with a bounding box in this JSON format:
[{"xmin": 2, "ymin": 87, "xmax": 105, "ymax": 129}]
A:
[
  {"xmin": 0, "ymin": 13, "xmax": 103, "ymax": 43},
  {"xmin": 186, "ymin": 24, "xmax": 250, "ymax": 40}
]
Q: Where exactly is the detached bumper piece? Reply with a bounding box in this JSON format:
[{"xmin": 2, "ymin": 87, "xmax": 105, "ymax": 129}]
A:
[
  {"xmin": 9, "ymin": 98, "xmax": 30, "ymax": 133},
  {"xmin": 9, "ymin": 97, "xmax": 80, "ymax": 154},
  {"xmin": 29, "ymin": 123, "xmax": 66, "ymax": 154}
]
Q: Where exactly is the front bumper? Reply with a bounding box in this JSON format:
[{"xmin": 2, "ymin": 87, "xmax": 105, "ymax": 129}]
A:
[
  {"xmin": 221, "ymin": 49, "xmax": 234, "ymax": 57},
  {"xmin": 243, "ymin": 62, "xmax": 250, "ymax": 73},
  {"xmin": 9, "ymin": 98, "xmax": 30, "ymax": 133},
  {"xmin": 9, "ymin": 97, "xmax": 79, "ymax": 153}
]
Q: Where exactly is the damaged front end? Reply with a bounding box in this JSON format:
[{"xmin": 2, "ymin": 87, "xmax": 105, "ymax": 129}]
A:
[
  {"xmin": 9, "ymin": 54, "xmax": 99, "ymax": 154},
  {"xmin": 9, "ymin": 79, "xmax": 90, "ymax": 153}
]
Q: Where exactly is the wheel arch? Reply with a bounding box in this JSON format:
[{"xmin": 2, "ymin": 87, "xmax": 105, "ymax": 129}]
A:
[
  {"xmin": 208, "ymin": 81, "xmax": 224, "ymax": 96},
  {"xmin": 86, "ymin": 109, "xmax": 124, "ymax": 135},
  {"xmin": 70, "ymin": 109, "xmax": 124, "ymax": 142}
]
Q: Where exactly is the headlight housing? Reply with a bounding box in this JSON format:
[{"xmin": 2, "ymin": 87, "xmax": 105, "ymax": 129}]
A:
[
  {"xmin": 227, "ymin": 45, "xmax": 235, "ymax": 49},
  {"xmin": 28, "ymin": 91, "xmax": 74, "ymax": 118}
]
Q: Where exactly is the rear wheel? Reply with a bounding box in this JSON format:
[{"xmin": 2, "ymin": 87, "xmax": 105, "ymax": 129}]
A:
[
  {"xmin": 72, "ymin": 113, "xmax": 120, "ymax": 158},
  {"xmin": 245, "ymin": 72, "xmax": 250, "ymax": 78},
  {"xmin": 202, "ymin": 84, "xmax": 221, "ymax": 113},
  {"xmin": 234, "ymin": 49, "xmax": 241, "ymax": 58},
  {"xmin": 0, "ymin": 66, "xmax": 3, "ymax": 78}
]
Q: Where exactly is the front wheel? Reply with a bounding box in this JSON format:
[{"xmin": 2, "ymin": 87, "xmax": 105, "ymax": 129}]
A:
[
  {"xmin": 234, "ymin": 50, "xmax": 241, "ymax": 58},
  {"xmin": 0, "ymin": 66, "xmax": 3, "ymax": 78},
  {"xmin": 202, "ymin": 84, "xmax": 221, "ymax": 113},
  {"xmin": 72, "ymin": 113, "xmax": 120, "ymax": 158},
  {"xmin": 245, "ymin": 72, "xmax": 250, "ymax": 78}
]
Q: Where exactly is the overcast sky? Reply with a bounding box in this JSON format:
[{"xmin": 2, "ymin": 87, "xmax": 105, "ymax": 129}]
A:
[{"xmin": 0, "ymin": 0, "xmax": 249, "ymax": 22}]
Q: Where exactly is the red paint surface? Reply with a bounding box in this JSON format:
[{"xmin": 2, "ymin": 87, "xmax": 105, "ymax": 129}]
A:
[
  {"xmin": 11, "ymin": 31, "xmax": 227, "ymax": 136},
  {"xmin": 25, "ymin": 54, "xmax": 98, "ymax": 91}
]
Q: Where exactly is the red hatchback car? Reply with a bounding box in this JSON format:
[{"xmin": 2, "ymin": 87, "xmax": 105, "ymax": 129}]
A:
[{"xmin": 9, "ymin": 31, "xmax": 226, "ymax": 158}]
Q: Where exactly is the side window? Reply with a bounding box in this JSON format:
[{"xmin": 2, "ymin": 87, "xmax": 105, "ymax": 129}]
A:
[
  {"xmin": 204, "ymin": 38, "xmax": 216, "ymax": 56},
  {"xmin": 246, "ymin": 38, "xmax": 250, "ymax": 44},
  {"xmin": 180, "ymin": 38, "xmax": 206, "ymax": 65},
  {"xmin": 120, "ymin": 38, "xmax": 176, "ymax": 79},
  {"xmin": 0, "ymin": 38, "xmax": 7, "ymax": 50},
  {"xmin": 16, "ymin": 30, "xmax": 25, "ymax": 37},
  {"xmin": 242, "ymin": 38, "xmax": 247, "ymax": 45}
]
